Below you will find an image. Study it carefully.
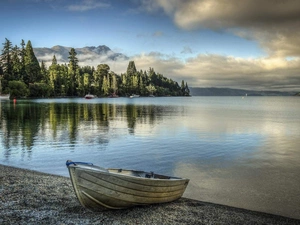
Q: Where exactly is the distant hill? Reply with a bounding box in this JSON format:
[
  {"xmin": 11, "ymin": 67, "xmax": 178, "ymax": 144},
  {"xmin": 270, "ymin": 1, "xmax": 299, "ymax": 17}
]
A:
[
  {"xmin": 190, "ymin": 87, "xmax": 296, "ymax": 96},
  {"xmin": 33, "ymin": 45, "xmax": 128, "ymax": 64}
]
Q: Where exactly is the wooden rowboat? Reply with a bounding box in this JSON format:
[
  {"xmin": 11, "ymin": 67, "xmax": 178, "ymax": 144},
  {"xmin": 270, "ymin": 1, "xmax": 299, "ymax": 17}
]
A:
[{"xmin": 66, "ymin": 160, "xmax": 189, "ymax": 210}]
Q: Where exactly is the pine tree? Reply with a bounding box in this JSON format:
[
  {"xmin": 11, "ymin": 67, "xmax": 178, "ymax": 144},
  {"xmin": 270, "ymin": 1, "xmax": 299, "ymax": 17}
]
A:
[
  {"xmin": 24, "ymin": 40, "xmax": 41, "ymax": 85},
  {"xmin": 68, "ymin": 48, "xmax": 79, "ymax": 96},
  {"xmin": 93, "ymin": 64, "xmax": 110, "ymax": 96},
  {"xmin": 40, "ymin": 61, "xmax": 49, "ymax": 84},
  {"xmin": 102, "ymin": 75, "xmax": 109, "ymax": 95},
  {"xmin": 11, "ymin": 45, "xmax": 22, "ymax": 80},
  {"xmin": 49, "ymin": 55, "xmax": 59, "ymax": 96},
  {"xmin": 185, "ymin": 82, "xmax": 190, "ymax": 96},
  {"xmin": 127, "ymin": 61, "xmax": 137, "ymax": 76},
  {"xmin": 1, "ymin": 38, "xmax": 13, "ymax": 89},
  {"xmin": 110, "ymin": 72, "xmax": 118, "ymax": 94},
  {"xmin": 181, "ymin": 80, "xmax": 185, "ymax": 94}
]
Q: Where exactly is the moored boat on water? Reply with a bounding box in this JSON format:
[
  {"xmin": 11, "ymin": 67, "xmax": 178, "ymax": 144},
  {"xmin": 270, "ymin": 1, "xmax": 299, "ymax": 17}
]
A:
[
  {"xmin": 130, "ymin": 94, "xmax": 140, "ymax": 98},
  {"xmin": 84, "ymin": 94, "xmax": 95, "ymax": 99},
  {"xmin": 66, "ymin": 160, "xmax": 189, "ymax": 210}
]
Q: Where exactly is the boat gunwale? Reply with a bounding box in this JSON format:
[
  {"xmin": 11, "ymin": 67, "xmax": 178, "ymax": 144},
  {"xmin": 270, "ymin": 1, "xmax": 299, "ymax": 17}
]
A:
[{"xmin": 68, "ymin": 164, "xmax": 189, "ymax": 182}]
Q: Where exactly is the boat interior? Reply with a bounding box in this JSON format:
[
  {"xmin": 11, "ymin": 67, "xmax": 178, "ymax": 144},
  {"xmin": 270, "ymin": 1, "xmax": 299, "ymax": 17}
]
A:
[{"xmin": 108, "ymin": 168, "xmax": 175, "ymax": 180}]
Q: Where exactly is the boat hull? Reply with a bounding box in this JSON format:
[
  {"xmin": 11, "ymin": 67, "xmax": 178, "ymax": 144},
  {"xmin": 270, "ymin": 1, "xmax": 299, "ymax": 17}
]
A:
[
  {"xmin": 130, "ymin": 94, "xmax": 140, "ymax": 98},
  {"xmin": 84, "ymin": 94, "xmax": 95, "ymax": 99},
  {"xmin": 66, "ymin": 161, "xmax": 189, "ymax": 210}
]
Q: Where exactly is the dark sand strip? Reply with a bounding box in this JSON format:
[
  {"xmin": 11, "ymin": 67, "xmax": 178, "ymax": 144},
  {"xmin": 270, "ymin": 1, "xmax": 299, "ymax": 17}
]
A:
[{"xmin": 1, "ymin": 164, "xmax": 299, "ymax": 225}]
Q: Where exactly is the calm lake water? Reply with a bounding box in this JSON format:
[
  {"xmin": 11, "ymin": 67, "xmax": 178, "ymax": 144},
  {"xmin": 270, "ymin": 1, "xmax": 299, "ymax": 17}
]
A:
[{"xmin": 1, "ymin": 96, "xmax": 300, "ymax": 219}]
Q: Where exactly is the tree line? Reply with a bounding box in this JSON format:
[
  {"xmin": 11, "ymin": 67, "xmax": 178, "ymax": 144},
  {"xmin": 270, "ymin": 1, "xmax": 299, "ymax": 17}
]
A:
[{"xmin": 0, "ymin": 38, "xmax": 190, "ymax": 98}]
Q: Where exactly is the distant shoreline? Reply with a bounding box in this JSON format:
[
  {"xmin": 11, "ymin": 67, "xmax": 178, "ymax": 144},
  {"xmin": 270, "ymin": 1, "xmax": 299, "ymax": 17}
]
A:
[
  {"xmin": 190, "ymin": 87, "xmax": 297, "ymax": 96},
  {"xmin": 1, "ymin": 164, "xmax": 299, "ymax": 225}
]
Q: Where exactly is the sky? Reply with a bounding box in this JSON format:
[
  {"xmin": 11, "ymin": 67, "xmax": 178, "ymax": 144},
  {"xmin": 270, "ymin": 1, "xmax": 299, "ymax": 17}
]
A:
[{"xmin": 1, "ymin": 0, "xmax": 300, "ymax": 92}]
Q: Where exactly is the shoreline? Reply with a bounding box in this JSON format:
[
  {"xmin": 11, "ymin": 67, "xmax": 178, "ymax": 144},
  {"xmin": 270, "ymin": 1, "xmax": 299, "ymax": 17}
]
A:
[{"xmin": 1, "ymin": 164, "xmax": 299, "ymax": 225}]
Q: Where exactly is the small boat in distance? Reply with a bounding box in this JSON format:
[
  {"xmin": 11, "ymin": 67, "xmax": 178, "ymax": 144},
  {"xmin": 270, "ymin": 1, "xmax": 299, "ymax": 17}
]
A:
[
  {"xmin": 84, "ymin": 94, "xmax": 95, "ymax": 99},
  {"xmin": 66, "ymin": 160, "xmax": 189, "ymax": 210},
  {"xmin": 130, "ymin": 94, "xmax": 140, "ymax": 98}
]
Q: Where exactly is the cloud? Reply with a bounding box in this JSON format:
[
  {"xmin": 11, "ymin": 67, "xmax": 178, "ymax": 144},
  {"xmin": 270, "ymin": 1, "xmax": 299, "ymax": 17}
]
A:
[
  {"xmin": 129, "ymin": 0, "xmax": 300, "ymax": 92},
  {"xmin": 179, "ymin": 54, "xmax": 300, "ymax": 91},
  {"xmin": 66, "ymin": 0, "xmax": 110, "ymax": 12},
  {"xmin": 148, "ymin": 0, "xmax": 300, "ymax": 57},
  {"xmin": 38, "ymin": 53, "xmax": 64, "ymax": 62},
  {"xmin": 127, "ymin": 53, "xmax": 300, "ymax": 92}
]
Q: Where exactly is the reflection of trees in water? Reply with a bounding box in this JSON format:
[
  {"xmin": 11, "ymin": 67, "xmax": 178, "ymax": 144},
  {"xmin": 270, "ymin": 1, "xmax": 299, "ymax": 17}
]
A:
[
  {"xmin": 1, "ymin": 100, "xmax": 47, "ymax": 159},
  {"xmin": 0, "ymin": 100, "xmax": 175, "ymax": 154}
]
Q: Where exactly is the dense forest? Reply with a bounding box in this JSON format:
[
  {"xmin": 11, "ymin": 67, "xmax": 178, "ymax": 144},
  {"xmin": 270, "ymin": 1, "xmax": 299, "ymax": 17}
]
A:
[{"xmin": 0, "ymin": 38, "xmax": 190, "ymax": 98}]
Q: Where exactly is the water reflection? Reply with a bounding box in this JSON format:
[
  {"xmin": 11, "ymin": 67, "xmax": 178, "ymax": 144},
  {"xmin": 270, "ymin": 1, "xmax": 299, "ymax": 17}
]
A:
[{"xmin": 0, "ymin": 99, "xmax": 174, "ymax": 156}]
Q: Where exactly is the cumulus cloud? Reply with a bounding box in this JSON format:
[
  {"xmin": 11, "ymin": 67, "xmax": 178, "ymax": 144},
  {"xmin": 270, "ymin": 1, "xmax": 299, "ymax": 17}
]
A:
[
  {"xmin": 178, "ymin": 54, "xmax": 300, "ymax": 91},
  {"xmin": 127, "ymin": 0, "xmax": 300, "ymax": 92},
  {"xmin": 128, "ymin": 53, "xmax": 300, "ymax": 92},
  {"xmin": 147, "ymin": 0, "xmax": 300, "ymax": 57},
  {"xmin": 77, "ymin": 53, "xmax": 129, "ymax": 73}
]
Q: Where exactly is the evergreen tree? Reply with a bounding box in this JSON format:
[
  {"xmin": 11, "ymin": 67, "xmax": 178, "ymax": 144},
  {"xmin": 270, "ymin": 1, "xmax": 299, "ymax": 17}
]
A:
[
  {"xmin": 68, "ymin": 48, "xmax": 79, "ymax": 96},
  {"xmin": 93, "ymin": 64, "xmax": 109, "ymax": 96},
  {"xmin": 40, "ymin": 61, "xmax": 49, "ymax": 84},
  {"xmin": 60, "ymin": 64, "xmax": 69, "ymax": 96},
  {"xmin": 1, "ymin": 38, "xmax": 13, "ymax": 89},
  {"xmin": 11, "ymin": 45, "xmax": 22, "ymax": 80},
  {"xmin": 127, "ymin": 61, "xmax": 137, "ymax": 76},
  {"xmin": 83, "ymin": 72, "xmax": 91, "ymax": 93},
  {"xmin": 24, "ymin": 40, "xmax": 41, "ymax": 85},
  {"xmin": 149, "ymin": 67, "xmax": 158, "ymax": 86},
  {"xmin": 185, "ymin": 82, "xmax": 190, "ymax": 96},
  {"xmin": 49, "ymin": 55, "xmax": 59, "ymax": 96},
  {"xmin": 102, "ymin": 75, "xmax": 109, "ymax": 95},
  {"xmin": 181, "ymin": 80, "xmax": 185, "ymax": 93},
  {"xmin": 110, "ymin": 72, "xmax": 118, "ymax": 94},
  {"xmin": 80, "ymin": 66, "xmax": 94, "ymax": 94}
]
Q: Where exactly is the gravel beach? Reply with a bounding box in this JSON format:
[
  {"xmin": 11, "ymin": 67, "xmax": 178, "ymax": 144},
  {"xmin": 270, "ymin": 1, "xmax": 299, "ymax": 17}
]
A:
[{"xmin": 1, "ymin": 164, "xmax": 299, "ymax": 225}]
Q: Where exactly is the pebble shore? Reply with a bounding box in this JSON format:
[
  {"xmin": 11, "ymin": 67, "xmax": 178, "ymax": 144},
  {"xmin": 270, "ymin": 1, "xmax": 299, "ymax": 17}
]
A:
[{"xmin": 1, "ymin": 164, "xmax": 300, "ymax": 225}]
